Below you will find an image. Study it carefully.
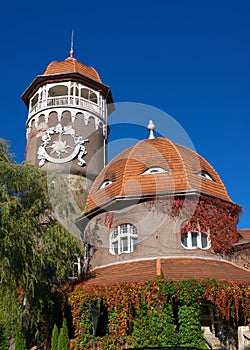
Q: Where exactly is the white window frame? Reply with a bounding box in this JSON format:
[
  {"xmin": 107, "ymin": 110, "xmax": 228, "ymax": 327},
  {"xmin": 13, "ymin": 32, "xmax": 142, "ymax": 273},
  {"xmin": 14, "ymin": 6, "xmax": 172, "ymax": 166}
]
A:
[
  {"xmin": 110, "ymin": 224, "xmax": 138, "ymax": 255},
  {"xmin": 141, "ymin": 167, "xmax": 167, "ymax": 175},
  {"xmin": 99, "ymin": 179, "xmax": 113, "ymax": 189},
  {"xmin": 197, "ymin": 170, "xmax": 214, "ymax": 181},
  {"xmin": 181, "ymin": 231, "xmax": 211, "ymax": 250}
]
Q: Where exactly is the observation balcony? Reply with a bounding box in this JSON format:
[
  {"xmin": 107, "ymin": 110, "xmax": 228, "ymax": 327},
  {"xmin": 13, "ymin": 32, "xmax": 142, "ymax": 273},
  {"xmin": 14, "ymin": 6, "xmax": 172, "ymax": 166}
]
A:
[
  {"xmin": 29, "ymin": 95, "xmax": 102, "ymax": 118},
  {"xmin": 27, "ymin": 82, "xmax": 106, "ymax": 121}
]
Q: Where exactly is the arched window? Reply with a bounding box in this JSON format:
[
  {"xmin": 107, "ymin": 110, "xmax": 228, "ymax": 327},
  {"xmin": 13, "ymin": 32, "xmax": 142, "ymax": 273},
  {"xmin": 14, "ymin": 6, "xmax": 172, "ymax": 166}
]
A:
[
  {"xmin": 70, "ymin": 86, "xmax": 79, "ymax": 96},
  {"xmin": 141, "ymin": 167, "xmax": 167, "ymax": 175},
  {"xmin": 99, "ymin": 179, "xmax": 113, "ymax": 189},
  {"xmin": 110, "ymin": 224, "xmax": 138, "ymax": 255},
  {"xmin": 197, "ymin": 170, "xmax": 214, "ymax": 181},
  {"xmin": 48, "ymin": 85, "xmax": 68, "ymax": 97},
  {"xmin": 81, "ymin": 88, "xmax": 98, "ymax": 104},
  {"xmin": 181, "ymin": 231, "xmax": 211, "ymax": 250}
]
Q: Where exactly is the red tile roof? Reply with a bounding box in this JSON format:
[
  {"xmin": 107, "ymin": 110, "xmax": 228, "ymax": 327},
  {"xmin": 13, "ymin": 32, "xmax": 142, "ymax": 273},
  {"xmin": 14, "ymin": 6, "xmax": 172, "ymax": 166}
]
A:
[
  {"xmin": 238, "ymin": 229, "xmax": 250, "ymax": 242},
  {"xmin": 42, "ymin": 57, "xmax": 101, "ymax": 82},
  {"xmin": 85, "ymin": 138, "xmax": 231, "ymax": 212},
  {"xmin": 75, "ymin": 258, "xmax": 250, "ymax": 289}
]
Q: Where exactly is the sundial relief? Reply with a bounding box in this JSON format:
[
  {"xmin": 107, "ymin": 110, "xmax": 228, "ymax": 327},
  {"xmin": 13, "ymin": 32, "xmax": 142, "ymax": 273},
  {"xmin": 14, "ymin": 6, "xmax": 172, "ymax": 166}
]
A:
[{"xmin": 37, "ymin": 123, "xmax": 88, "ymax": 167}]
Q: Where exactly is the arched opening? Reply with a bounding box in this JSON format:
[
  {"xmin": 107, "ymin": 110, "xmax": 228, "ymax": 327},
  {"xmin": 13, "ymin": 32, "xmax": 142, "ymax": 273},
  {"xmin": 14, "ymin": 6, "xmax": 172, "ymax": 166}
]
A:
[
  {"xmin": 81, "ymin": 88, "xmax": 98, "ymax": 104},
  {"xmin": 48, "ymin": 85, "xmax": 68, "ymax": 106},
  {"xmin": 48, "ymin": 85, "xmax": 68, "ymax": 97}
]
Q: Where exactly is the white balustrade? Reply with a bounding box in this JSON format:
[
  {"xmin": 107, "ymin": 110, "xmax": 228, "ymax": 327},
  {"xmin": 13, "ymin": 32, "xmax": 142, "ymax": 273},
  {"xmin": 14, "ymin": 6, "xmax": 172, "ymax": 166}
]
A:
[{"xmin": 29, "ymin": 96, "xmax": 101, "ymax": 118}]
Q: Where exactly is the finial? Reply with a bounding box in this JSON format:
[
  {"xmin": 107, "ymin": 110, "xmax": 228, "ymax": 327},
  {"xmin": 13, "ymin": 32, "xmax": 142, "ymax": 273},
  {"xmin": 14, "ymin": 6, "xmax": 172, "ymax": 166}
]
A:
[
  {"xmin": 69, "ymin": 30, "xmax": 74, "ymax": 58},
  {"xmin": 147, "ymin": 120, "xmax": 156, "ymax": 139}
]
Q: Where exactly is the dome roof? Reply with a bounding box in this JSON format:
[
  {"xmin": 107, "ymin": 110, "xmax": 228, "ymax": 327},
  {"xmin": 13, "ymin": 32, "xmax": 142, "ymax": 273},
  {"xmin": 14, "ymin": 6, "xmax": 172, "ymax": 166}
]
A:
[
  {"xmin": 42, "ymin": 57, "xmax": 102, "ymax": 82},
  {"xmin": 85, "ymin": 137, "xmax": 231, "ymax": 212}
]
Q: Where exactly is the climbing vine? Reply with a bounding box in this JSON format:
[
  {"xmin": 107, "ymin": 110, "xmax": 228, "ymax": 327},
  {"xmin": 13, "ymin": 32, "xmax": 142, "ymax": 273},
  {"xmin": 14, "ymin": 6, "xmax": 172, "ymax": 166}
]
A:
[
  {"xmin": 69, "ymin": 278, "xmax": 250, "ymax": 349},
  {"xmin": 142, "ymin": 194, "xmax": 241, "ymax": 253}
]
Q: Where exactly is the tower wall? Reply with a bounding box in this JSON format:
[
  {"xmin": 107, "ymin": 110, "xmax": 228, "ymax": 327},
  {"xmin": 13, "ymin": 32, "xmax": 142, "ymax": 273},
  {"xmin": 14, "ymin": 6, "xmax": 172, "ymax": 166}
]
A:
[
  {"xmin": 26, "ymin": 108, "xmax": 106, "ymax": 184},
  {"xmin": 23, "ymin": 65, "xmax": 113, "ymax": 195}
]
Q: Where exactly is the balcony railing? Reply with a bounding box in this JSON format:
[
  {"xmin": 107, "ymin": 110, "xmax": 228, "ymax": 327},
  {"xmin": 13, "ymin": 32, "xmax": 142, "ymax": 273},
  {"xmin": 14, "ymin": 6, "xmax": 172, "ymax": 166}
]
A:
[{"xmin": 29, "ymin": 96, "xmax": 101, "ymax": 117}]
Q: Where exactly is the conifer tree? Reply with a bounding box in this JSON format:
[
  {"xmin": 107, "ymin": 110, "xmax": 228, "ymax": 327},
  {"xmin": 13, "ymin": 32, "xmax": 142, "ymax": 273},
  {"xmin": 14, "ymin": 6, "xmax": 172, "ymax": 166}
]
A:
[
  {"xmin": 51, "ymin": 324, "xmax": 59, "ymax": 350},
  {"xmin": 57, "ymin": 318, "xmax": 70, "ymax": 350}
]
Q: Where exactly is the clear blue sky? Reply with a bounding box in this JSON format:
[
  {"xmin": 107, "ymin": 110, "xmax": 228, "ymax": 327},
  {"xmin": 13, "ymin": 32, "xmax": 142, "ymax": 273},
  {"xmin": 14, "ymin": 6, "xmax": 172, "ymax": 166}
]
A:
[{"xmin": 0, "ymin": 0, "xmax": 249, "ymax": 228}]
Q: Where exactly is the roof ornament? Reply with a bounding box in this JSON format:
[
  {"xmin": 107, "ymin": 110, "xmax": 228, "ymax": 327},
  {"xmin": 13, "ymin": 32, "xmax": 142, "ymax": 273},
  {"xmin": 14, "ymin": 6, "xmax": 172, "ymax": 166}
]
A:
[
  {"xmin": 147, "ymin": 120, "xmax": 156, "ymax": 139},
  {"xmin": 69, "ymin": 30, "xmax": 74, "ymax": 58}
]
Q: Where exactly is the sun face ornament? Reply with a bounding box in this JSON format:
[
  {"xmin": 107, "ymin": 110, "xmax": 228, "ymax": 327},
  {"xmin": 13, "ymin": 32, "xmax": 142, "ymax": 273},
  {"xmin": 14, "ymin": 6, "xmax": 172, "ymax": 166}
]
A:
[{"xmin": 37, "ymin": 123, "xmax": 88, "ymax": 167}]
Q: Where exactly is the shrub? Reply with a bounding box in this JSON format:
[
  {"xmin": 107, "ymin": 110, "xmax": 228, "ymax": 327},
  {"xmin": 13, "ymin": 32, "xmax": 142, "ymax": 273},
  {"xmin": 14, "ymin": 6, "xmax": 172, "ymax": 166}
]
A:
[{"xmin": 14, "ymin": 331, "xmax": 27, "ymax": 350}]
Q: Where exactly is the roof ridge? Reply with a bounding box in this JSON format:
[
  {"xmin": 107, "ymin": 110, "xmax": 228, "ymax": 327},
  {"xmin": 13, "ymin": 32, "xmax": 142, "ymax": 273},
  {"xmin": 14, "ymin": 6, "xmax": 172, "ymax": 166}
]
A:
[
  {"xmin": 168, "ymin": 139, "xmax": 190, "ymax": 191},
  {"xmin": 118, "ymin": 137, "xmax": 162, "ymax": 197},
  {"xmin": 118, "ymin": 141, "xmax": 141, "ymax": 197},
  {"xmin": 72, "ymin": 57, "xmax": 76, "ymax": 71},
  {"xmin": 89, "ymin": 65, "xmax": 101, "ymax": 82}
]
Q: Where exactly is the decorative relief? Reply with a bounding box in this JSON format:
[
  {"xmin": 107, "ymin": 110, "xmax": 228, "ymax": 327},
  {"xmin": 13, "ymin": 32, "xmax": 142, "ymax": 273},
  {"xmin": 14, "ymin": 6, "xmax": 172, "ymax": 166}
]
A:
[
  {"xmin": 27, "ymin": 108, "xmax": 106, "ymax": 134},
  {"xmin": 37, "ymin": 123, "xmax": 88, "ymax": 167}
]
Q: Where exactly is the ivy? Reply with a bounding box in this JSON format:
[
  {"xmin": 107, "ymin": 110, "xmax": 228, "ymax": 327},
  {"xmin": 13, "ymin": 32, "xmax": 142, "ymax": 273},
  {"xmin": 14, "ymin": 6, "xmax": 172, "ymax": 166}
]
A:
[
  {"xmin": 69, "ymin": 278, "xmax": 250, "ymax": 349},
  {"xmin": 131, "ymin": 301, "xmax": 178, "ymax": 347},
  {"xmin": 178, "ymin": 304, "xmax": 206, "ymax": 348},
  {"xmin": 143, "ymin": 194, "xmax": 241, "ymax": 253}
]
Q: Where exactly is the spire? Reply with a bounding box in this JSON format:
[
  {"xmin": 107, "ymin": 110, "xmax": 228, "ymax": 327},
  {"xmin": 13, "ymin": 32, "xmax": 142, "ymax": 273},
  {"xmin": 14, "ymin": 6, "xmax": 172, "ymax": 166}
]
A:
[
  {"xmin": 69, "ymin": 30, "xmax": 74, "ymax": 58},
  {"xmin": 147, "ymin": 120, "xmax": 156, "ymax": 139}
]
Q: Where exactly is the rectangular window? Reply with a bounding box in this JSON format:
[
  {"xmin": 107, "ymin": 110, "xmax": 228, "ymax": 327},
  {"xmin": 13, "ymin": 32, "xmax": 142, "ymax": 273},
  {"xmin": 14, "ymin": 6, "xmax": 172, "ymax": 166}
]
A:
[
  {"xmin": 201, "ymin": 233, "xmax": 207, "ymax": 248},
  {"xmin": 112, "ymin": 228, "xmax": 118, "ymax": 239},
  {"xmin": 181, "ymin": 233, "xmax": 188, "ymax": 247},
  {"xmin": 113, "ymin": 242, "xmax": 118, "ymax": 254},
  {"xmin": 121, "ymin": 237, "xmax": 128, "ymax": 252},
  {"xmin": 131, "ymin": 238, "xmax": 138, "ymax": 251},
  {"xmin": 120, "ymin": 224, "xmax": 127, "ymax": 234},
  {"xmin": 131, "ymin": 225, "xmax": 137, "ymax": 235},
  {"xmin": 191, "ymin": 232, "xmax": 198, "ymax": 247}
]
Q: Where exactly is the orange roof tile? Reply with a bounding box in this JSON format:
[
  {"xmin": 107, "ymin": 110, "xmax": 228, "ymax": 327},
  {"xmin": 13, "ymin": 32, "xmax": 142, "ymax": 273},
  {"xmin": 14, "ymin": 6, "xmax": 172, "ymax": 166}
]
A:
[
  {"xmin": 42, "ymin": 57, "xmax": 101, "ymax": 82},
  {"xmin": 75, "ymin": 257, "xmax": 250, "ymax": 288},
  {"xmin": 85, "ymin": 138, "xmax": 231, "ymax": 212},
  {"xmin": 238, "ymin": 229, "xmax": 250, "ymax": 242}
]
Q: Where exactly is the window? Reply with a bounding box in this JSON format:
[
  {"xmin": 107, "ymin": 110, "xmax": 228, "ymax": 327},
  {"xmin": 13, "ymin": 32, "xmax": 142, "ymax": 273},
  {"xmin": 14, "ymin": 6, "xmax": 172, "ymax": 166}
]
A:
[
  {"xmin": 48, "ymin": 85, "xmax": 68, "ymax": 97},
  {"xmin": 81, "ymin": 88, "xmax": 98, "ymax": 104},
  {"xmin": 141, "ymin": 167, "xmax": 167, "ymax": 175},
  {"xmin": 110, "ymin": 224, "xmax": 138, "ymax": 255},
  {"xmin": 181, "ymin": 231, "xmax": 210, "ymax": 250},
  {"xmin": 197, "ymin": 170, "xmax": 214, "ymax": 181},
  {"xmin": 31, "ymin": 93, "xmax": 39, "ymax": 108},
  {"xmin": 99, "ymin": 179, "xmax": 113, "ymax": 189}
]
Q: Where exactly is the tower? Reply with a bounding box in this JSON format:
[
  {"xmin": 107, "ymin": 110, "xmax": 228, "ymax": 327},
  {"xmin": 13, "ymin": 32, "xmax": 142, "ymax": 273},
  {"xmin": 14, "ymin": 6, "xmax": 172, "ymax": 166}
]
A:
[{"xmin": 22, "ymin": 52, "xmax": 114, "ymax": 196}]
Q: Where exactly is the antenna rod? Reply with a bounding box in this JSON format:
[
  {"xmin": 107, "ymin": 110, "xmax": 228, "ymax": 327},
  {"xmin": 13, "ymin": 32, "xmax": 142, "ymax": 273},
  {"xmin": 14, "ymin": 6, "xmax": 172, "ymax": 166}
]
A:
[{"xmin": 70, "ymin": 30, "xmax": 74, "ymax": 58}]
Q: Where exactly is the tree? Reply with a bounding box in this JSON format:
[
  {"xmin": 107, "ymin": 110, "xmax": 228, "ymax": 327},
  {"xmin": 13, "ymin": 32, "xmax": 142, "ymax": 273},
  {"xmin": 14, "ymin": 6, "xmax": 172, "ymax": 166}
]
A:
[
  {"xmin": 0, "ymin": 139, "xmax": 84, "ymax": 347},
  {"xmin": 57, "ymin": 318, "xmax": 70, "ymax": 350},
  {"xmin": 51, "ymin": 324, "xmax": 59, "ymax": 350}
]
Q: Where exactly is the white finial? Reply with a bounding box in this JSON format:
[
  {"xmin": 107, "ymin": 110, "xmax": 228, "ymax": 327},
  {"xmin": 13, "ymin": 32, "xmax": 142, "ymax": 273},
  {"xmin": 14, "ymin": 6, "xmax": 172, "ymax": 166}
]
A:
[
  {"xmin": 69, "ymin": 30, "xmax": 74, "ymax": 58},
  {"xmin": 147, "ymin": 120, "xmax": 156, "ymax": 139}
]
